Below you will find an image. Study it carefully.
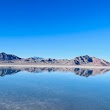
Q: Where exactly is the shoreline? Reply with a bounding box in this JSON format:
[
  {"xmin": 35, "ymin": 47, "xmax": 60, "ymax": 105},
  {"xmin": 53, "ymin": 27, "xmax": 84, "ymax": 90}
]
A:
[{"xmin": 0, "ymin": 64, "xmax": 110, "ymax": 69}]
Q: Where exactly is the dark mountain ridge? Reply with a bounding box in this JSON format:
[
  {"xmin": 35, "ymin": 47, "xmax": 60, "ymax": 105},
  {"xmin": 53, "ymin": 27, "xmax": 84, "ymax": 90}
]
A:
[
  {"xmin": 0, "ymin": 52, "xmax": 110, "ymax": 66},
  {"xmin": 0, "ymin": 52, "xmax": 21, "ymax": 61}
]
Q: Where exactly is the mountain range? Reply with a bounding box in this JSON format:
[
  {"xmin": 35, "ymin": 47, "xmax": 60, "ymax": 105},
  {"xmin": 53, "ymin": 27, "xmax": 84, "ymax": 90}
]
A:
[{"xmin": 0, "ymin": 52, "xmax": 110, "ymax": 66}]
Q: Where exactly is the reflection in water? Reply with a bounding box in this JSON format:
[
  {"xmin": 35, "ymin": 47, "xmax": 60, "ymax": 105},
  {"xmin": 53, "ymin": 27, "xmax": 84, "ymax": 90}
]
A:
[
  {"xmin": 0, "ymin": 67, "xmax": 20, "ymax": 76},
  {"xmin": 74, "ymin": 68, "xmax": 110, "ymax": 77},
  {"xmin": 0, "ymin": 67, "xmax": 110, "ymax": 110},
  {"xmin": 0, "ymin": 67, "xmax": 110, "ymax": 77}
]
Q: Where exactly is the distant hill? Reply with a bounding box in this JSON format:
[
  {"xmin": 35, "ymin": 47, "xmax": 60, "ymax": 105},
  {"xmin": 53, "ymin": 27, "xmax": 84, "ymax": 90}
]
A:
[
  {"xmin": 0, "ymin": 52, "xmax": 110, "ymax": 66},
  {"xmin": 72, "ymin": 55, "xmax": 110, "ymax": 66},
  {"xmin": 0, "ymin": 52, "xmax": 21, "ymax": 61}
]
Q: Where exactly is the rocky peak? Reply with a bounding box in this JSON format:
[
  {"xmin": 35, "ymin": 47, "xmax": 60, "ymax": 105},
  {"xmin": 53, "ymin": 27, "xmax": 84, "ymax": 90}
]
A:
[
  {"xmin": 72, "ymin": 55, "xmax": 110, "ymax": 66},
  {"xmin": 73, "ymin": 55, "xmax": 93, "ymax": 65},
  {"xmin": 0, "ymin": 52, "xmax": 21, "ymax": 61}
]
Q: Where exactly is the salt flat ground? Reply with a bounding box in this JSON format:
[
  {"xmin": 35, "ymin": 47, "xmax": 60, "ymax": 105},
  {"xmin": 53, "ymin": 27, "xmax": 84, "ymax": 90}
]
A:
[{"xmin": 0, "ymin": 64, "xmax": 110, "ymax": 69}]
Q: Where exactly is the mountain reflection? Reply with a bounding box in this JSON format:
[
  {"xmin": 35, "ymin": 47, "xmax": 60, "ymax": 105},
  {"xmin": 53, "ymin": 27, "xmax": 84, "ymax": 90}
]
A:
[
  {"xmin": 0, "ymin": 67, "xmax": 110, "ymax": 77},
  {"xmin": 0, "ymin": 67, "xmax": 21, "ymax": 76}
]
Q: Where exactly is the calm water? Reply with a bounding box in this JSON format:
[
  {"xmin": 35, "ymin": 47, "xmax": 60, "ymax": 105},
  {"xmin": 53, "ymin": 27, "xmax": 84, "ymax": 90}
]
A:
[{"xmin": 0, "ymin": 67, "xmax": 110, "ymax": 110}]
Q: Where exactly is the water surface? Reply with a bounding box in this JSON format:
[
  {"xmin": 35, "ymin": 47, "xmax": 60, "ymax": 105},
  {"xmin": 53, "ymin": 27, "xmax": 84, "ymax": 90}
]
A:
[{"xmin": 0, "ymin": 67, "xmax": 110, "ymax": 110}]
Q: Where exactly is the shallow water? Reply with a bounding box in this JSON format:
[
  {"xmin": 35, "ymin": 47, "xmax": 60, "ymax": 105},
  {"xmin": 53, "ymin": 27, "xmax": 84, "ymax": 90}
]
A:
[{"xmin": 0, "ymin": 67, "xmax": 110, "ymax": 110}]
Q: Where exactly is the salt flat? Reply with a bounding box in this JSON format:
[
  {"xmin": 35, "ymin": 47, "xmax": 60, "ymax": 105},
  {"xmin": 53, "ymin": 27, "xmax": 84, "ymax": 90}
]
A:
[{"xmin": 0, "ymin": 64, "xmax": 110, "ymax": 69}]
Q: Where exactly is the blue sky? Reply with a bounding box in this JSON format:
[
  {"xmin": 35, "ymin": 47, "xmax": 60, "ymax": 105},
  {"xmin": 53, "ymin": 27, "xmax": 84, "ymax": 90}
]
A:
[{"xmin": 0, "ymin": 0, "xmax": 110, "ymax": 60}]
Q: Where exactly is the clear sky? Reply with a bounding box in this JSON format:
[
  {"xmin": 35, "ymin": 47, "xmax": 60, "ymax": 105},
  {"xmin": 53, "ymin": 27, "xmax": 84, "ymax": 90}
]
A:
[{"xmin": 0, "ymin": 0, "xmax": 110, "ymax": 60}]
